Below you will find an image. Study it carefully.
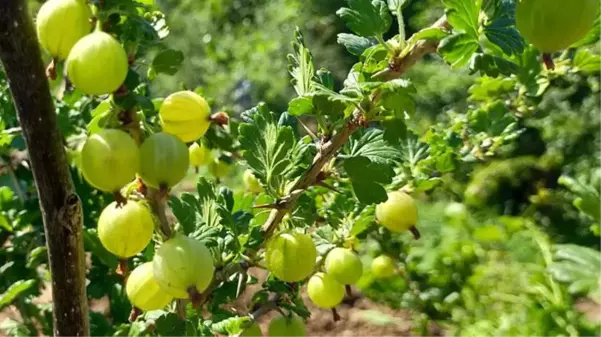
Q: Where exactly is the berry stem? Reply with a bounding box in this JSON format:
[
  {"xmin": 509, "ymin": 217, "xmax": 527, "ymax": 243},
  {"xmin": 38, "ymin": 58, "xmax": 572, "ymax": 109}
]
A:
[
  {"xmin": 128, "ymin": 307, "xmax": 141, "ymax": 322},
  {"xmin": 116, "ymin": 258, "xmax": 128, "ymax": 278},
  {"xmin": 409, "ymin": 226, "xmax": 421, "ymax": 240},
  {"xmin": 542, "ymin": 53, "xmax": 555, "ymax": 70},
  {"xmin": 331, "ymin": 308, "xmax": 341, "ymax": 322},
  {"xmin": 187, "ymin": 286, "xmax": 202, "ymax": 308},
  {"xmin": 345, "ymin": 284, "xmax": 353, "ymax": 297}
]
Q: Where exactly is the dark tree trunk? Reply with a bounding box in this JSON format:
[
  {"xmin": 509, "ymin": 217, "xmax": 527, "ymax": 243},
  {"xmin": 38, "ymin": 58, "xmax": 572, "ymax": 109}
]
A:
[{"xmin": 0, "ymin": 1, "xmax": 89, "ymax": 336}]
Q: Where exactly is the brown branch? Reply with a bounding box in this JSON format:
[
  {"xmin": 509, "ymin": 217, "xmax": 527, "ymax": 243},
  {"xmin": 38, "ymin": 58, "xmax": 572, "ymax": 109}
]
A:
[
  {"xmin": 0, "ymin": 1, "xmax": 89, "ymax": 336},
  {"xmin": 260, "ymin": 15, "xmax": 449, "ymax": 238}
]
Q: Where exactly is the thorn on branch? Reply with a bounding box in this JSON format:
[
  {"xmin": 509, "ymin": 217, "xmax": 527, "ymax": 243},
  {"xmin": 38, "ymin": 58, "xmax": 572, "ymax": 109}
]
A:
[{"xmin": 316, "ymin": 181, "xmax": 341, "ymax": 194}]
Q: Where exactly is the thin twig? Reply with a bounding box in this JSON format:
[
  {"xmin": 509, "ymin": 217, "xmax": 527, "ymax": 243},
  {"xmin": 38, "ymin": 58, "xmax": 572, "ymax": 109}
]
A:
[
  {"xmin": 259, "ymin": 15, "xmax": 449, "ymax": 238},
  {"xmin": 249, "ymin": 294, "xmax": 282, "ymax": 321}
]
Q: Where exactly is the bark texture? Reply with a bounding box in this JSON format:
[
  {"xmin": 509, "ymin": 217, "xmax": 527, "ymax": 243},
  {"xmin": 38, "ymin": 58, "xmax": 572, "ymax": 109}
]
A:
[{"xmin": 0, "ymin": 1, "xmax": 89, "ymax": 335}]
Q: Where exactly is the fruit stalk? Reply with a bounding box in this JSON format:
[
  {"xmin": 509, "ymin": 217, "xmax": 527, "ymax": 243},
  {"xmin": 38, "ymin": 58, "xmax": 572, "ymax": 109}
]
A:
[
  {"xmin": 0, "ymin": 1, "xmax": 89, "ymax": 335},
  {"xmin": 260, "ymin": 15, "xmax": 450, "ymax": 238}
]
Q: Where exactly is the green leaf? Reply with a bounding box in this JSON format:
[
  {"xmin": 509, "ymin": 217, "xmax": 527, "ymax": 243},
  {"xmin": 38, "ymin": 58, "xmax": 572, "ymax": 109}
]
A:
[
  {"xmin": 87, "ymin": 99, "xmax": 113, "ymax": 134},
  {"xmin": 0, "ymin": 318, "xmax": 31, "ymax": 337},
  {"xmin": 239, "ymin": 105, "xmax": 313, "ymax": 197},
  {"xmin": 344, "ymin": 156, "xmax": 394, "ymax": 204},
  {"xmin": 288, "ymin": 194, "xmax": 317, "ymax": 228},
  {"xmin": 342, "ymin": 129, "xmax": 400, "ymax": 165},
  {"xmin": 211, "ymin": 316, "xmax": 254, "ymax": 336},
  {"xmin": 155, "ymin": 312, "xmax": 187, "ymax": 336},
  {"xmin": 468, "ymin": 76, "xmax": 515, "ymax": 102},
  {"xmin": 555, "ymin": 244, "xmax": 601, "ymax": 270},
  {"xmin": 337, "ymin": 33, "xmax": 376, "ymax": 56},
  {"xmin": 438, "ymin": 33, "xmax": 480, "ymax": 68},
  {"xmin": 572, "ymin": 49, "xmax": 601, "ymax": 75},
  {"xmin": 484, "ymin": 17, "xmax": 525, "ymax": 56},
  {"xmin": 288, "ymin": 29, "xmax": 315, "ymax": 96},
  {"xmin": 571, "ymin": 14, "xmax": 600, "ymax": 47},
  {"xmin": 336, "ymin": 0, "xmax": 392, "ymax": 38},
  {"xmin": 288, "ymin": 95, "xmax": 314, "ymax": 116},
  {"xmin": 151, "ymin": 49, "xmax": 184, "ymax": 75},
  {"xmin": 469, "ymin": 53, "xmax": 519, "ymax": 77},
  {"xmin": 442, "ymin": 0, "xmax": 482, "ymax": 39},
  {"xmin": 169, "ymin": 195, "xmax": 198, "ymax": 235},
  {"xmin": 0, "ymin": 280, "xmax": 36, "ymax": 310},
  {"xmin": 378, "ymin": 79, "xmax": 417, "ymax": 118}
]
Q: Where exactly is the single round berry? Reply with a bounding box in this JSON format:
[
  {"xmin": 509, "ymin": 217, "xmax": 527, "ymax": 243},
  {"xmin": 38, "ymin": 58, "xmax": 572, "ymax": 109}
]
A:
[
  {"xmin": 126, "ymin": 262, "xmax": 173, "ymax": 311},
  {"xmin": 152, "ymin": 234, "xmax": 215, "ymax": 299},
  {"xmin": 160, "ymin": 91, "xmax": 211, "ymax": 142},
  {"xmin": 324, "ymin": 248, "xmax": 363, "ymax": 285},
  {"xmin": 516, "ymin": 0, "xmax": 598, "ymax": 53},
  {"xmin": 67, "ymin": 31, "xmax": 128, "ymax": 95},
  {"xmin": 80, "ymin": 129, "xmax": 140, "ymax": 192},
  {"xmin": 243, "ymin": 169, "xmax": 263, "ymax": 194},
  {"xmin": 267, "ymin": 315, "xmax": 306, "ymax": 337},
  {"xmin": 36, "ymin": 0, "xmax": 92, "ymax": 60},
  {"xmin": 98, "ymin": 201, "xmax": 154, "ymax": 258},
  {"xmin": 375, "ymin": 191, "xmax": 418, "ymax": 233},
  {"xmin": 139, "ymin": 132, "xmax": 189, "ymax": 189},
  {"xmin": 265, "ymin": 232, "xmax": 316, "ymax": 283},
  {"xmin": 307, "ymin": 272, "xmax": 345, "ymax": 309},
  {"xmin": 188, "ymin": 142, "xmax": 212, "ymax": 167},
  {"xmin": 371, "ymin": 255, "xmax": 396, "ymax": 278},
  {"xmin": 208, "ymin": 158, "xmax": 231, "ymax": 179}
]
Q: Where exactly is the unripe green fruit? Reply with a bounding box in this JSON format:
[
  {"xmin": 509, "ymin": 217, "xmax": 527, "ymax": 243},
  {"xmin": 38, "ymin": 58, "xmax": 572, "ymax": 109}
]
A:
[
  {"xmin": 208, "ymin": 159, "xmax": 231, "ymax": 179},
  {"xmin": 80, "ymin": 129, "xmax": 139, "ymax": 192},
  {"xmin": 139, "ymin": 132, "xmax": 189, "ymax": 189},
  {"xmin": 324, "ymin": 248, "xmax": 363, "ymax": 285},
  {"xmin": 516, "ymin": 0, "xmax": 599, "ymax": 53},
  {"xmin": 371, "ymin": 255, "xmax": 396, "ymax": 278},
  {"xmin": 267, "ymin": 315, "xmax": 306, "ymax": 337},
  {"xmin": 67, "ymin": 31, "xmax": 128, "ymax": 95},
  {"xmin": 152, "ymin": 235, "xmax": 214, "ymax": 298},
  {"xmin": 239, "ymin": 323, "xmax": 263, "ymax": 337},
  {"xmin": 188, "ymin": 142, "xmax": 212, "ymax": 167},
  {"xmin": 265, "ymin": 232, "xmax": 316, "ymax": 282},
  {"xmin": 375, "ymin": 191, "xmax": 418, "ymax": 232},
  {"xmin": 98, "ymin": 201, "xmax": 154, "ymax": 258},
  {"xmin": 307, "ymin": 272, "xmax": 345, "ymax": 309},
  {"xmin": 36, "ymin": 0, "xmax": 92, "ymax": 60},
  {"xmin": 160, "ymin": 91, "xmax": 211, "ymax": 142},
  {"xmin": 243, "ymin": 169, "xmax": 263, "ymax": 193},
  {"xmin": 126, "ymin": 262, "xmax": 173, "ymax": 311}
]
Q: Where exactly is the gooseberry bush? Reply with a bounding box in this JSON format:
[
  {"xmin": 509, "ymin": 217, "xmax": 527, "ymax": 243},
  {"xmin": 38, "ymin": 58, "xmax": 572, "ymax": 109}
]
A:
[{"xmin": 0, "ymin": 0, "xmax": 599, "ymax": 336}]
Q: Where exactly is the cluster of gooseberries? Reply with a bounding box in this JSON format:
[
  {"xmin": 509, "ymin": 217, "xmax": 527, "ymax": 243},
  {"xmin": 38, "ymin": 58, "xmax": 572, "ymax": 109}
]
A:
[
  {"xmin": 261, "ymin": 190, "xmax": 418, "ymax": 318},
  {"xmin": 36, "ymin": 0, "xmax": 422, "ymax": 333}
]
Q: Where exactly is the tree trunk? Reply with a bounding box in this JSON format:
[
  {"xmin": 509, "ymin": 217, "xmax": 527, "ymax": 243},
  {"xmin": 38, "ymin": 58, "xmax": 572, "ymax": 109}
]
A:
[{"xmin": 0, "ymin": 1, "xmax": 89, "ymax": 336}]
